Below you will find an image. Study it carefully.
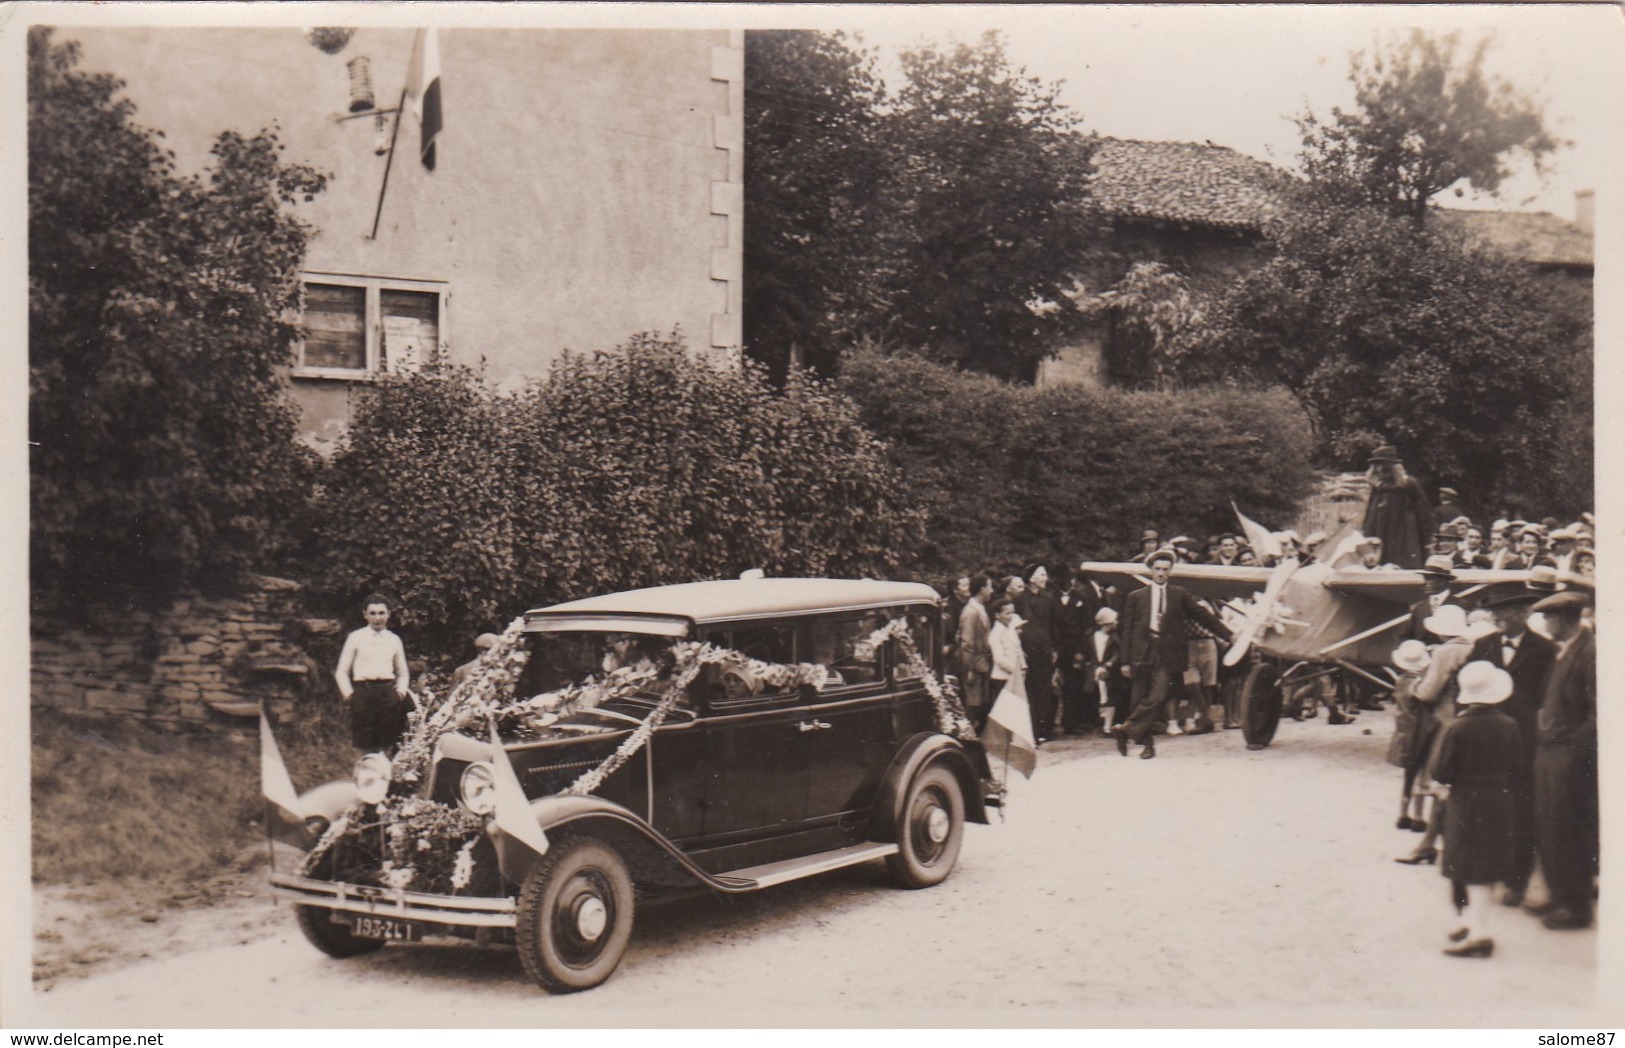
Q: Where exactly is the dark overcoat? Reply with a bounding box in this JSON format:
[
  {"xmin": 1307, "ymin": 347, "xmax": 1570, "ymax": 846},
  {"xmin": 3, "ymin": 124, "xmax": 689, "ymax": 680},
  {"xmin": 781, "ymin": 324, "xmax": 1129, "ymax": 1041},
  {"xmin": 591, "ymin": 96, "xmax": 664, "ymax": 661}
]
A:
[
  {"xmin": 1362, "ymin": 477, "xmax": 1432, "ymax": 569},
  {"xmin": 1433, "ymin": 704, "xmax": 1521, "ymax": 885}
]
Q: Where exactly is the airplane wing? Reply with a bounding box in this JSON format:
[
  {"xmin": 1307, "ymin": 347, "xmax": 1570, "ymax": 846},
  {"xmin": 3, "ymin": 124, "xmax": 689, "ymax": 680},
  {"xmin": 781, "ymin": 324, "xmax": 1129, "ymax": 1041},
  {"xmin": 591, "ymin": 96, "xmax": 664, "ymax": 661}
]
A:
[
  {"xmin": 1078, "ymin": 561, "xmax": 1276, "ymax": 602},
  {"xmin": 1323, "ymin": 567, "xmax": 1595, "ymax": 606}
]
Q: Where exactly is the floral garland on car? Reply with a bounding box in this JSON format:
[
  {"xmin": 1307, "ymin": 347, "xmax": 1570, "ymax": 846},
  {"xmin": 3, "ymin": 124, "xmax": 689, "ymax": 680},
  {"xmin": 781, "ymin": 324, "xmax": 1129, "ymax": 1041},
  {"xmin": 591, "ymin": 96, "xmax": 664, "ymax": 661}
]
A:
[{"xmin": 302, "ymin": 612, "xmax": 974, "ymax": 887}]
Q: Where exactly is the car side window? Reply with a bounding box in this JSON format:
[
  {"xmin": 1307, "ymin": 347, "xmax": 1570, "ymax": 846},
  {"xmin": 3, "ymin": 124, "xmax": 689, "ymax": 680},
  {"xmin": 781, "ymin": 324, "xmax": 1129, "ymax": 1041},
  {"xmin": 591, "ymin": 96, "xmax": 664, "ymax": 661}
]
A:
[
  {"xmin": 699, "ymin": 623, "xmax": 799, "ymax": 708},
  {"xmin": 809, "ymin": 614, "xmax": 886, "ymax": 687},
  {"xmin": 894, "ymin": 605, "xmax": 937, "ymax": 680}
]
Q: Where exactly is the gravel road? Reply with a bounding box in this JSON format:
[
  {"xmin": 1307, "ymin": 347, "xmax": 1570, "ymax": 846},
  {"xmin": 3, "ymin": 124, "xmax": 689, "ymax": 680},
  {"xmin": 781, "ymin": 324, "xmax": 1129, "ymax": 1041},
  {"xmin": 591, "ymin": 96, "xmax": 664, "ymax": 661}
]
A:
[{"xmin": 17, "ymin": 710, "xmax": 1615, "ymax": 1027}]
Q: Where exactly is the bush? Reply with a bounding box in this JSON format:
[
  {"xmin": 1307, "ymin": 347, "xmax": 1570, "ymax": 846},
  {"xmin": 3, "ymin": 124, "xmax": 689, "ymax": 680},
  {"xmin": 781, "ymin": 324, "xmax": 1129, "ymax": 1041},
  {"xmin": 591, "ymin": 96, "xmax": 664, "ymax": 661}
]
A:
[
  {"xmin": 836, "ymin": 348, "xmax": 1316, "ymax": 572},
  {"xmin": 315, "ymin": 333, "xmax": 924, "ymax": 653},
  {"xmin": 28, "ymin": 29, "xmax": 326, "ymax": 603}
]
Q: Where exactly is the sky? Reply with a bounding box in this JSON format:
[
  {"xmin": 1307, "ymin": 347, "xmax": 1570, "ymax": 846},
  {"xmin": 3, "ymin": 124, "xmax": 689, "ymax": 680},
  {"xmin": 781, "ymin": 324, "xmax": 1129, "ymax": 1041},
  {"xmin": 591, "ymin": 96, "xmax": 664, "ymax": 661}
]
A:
[{"xmin": 799, "ymin": 4, "xmax": 1622, "ymax": 222}]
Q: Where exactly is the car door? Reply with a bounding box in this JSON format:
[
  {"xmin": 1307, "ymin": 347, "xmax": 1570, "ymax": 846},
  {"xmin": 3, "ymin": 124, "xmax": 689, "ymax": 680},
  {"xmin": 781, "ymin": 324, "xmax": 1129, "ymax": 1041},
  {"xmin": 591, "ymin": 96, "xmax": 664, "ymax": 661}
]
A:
[
  {"xmin": 695, "ymin": 621, "xmax": 812, "ymax": 842},
  {"xmin": 801, "ymin": 611, "xmax": 900, "ymax": 821}
]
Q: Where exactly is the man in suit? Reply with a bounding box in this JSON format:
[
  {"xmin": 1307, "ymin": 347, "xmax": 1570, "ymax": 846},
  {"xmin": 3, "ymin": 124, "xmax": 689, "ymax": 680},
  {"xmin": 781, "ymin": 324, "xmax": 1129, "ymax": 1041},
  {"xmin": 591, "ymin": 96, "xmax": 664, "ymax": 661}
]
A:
[
  {"xmin": 1015, "ymin": 563, "xmax": 1059, "ymax": 742},
  {"xmin": 1409, "ymin": 555, "xmax": 1460, "ymax": 643},
  {"xmin": 957, "ymin": 575, "xmax": 994, "ymax": 732},
  {"xmin": 1525, "ymin": 591, "xmax": 1597, "ymax": 930},
  {"xmin": 1112, "ymin": 549, "xmax": 1233, "ymax": 759},
  {"xmin": 1469, "ymin": 585, "xmax": 1558, "ymax": 908}
]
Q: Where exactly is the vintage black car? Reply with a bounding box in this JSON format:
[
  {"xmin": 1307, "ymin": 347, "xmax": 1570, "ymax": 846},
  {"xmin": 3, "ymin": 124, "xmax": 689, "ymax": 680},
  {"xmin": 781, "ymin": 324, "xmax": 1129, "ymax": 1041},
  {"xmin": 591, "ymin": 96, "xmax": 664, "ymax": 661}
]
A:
[{"xmin": 267, "ymin": 579, "xmax": 996, "ymax": 992}]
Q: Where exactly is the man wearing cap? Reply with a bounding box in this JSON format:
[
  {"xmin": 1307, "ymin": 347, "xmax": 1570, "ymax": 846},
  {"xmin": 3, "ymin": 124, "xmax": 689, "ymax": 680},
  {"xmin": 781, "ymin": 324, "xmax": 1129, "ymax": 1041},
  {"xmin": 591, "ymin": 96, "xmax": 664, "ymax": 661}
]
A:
[
  {"xmin": 1452, "ymin": 525, "xmax": 1492, "ymax": 570},
  {"xmin": 452, "ymin": 631, "xmax": 504, "ymax": 688},
  {"xmin": 1526, "ymin": 591, "xmax": 1596, "ymax": 930},
  {"xmin": 1434, "ymin": 487, "xmax": 1464, "ymax": 528},
  {"xmin": 1113, "ymin": 549, "xmax": 1234, "ymax": 759},
  {"xmin": 1133, "ymin": 528, "xmax": 1161, "ymax": 563},
  {"xmin": 1409, "ymin": 555, "xmax": 1462, "ymax": 643},
  {"xmin": 1511, "ymin": 526, "xmax": 1556, "ymax": 571},
  {"xmin": 1362, "ymin": 446, "xmax": 1433, "ymax": 570},
  {"xmin": 1469, "ymin": 585, "xmax": 1558, "ymax": 908},
  {"xmin": 1548, "ymin": 529, "xmax": 1581, "ymax": 574}
]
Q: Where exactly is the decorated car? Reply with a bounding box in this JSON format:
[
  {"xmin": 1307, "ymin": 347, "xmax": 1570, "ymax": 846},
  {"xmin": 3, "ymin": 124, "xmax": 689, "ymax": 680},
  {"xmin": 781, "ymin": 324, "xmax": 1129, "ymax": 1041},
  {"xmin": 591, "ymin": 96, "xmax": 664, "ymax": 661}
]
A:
[{"xmin": 263, "ymin": 578, "xmax": 998, "ymax": 992}]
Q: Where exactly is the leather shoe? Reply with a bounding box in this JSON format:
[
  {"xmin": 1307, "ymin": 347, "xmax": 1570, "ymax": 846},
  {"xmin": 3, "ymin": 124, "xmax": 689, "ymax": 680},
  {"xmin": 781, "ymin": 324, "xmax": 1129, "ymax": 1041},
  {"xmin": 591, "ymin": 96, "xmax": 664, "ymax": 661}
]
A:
[
  {"xmin": 1115, "ymin": 729, "xmax": 1129, "ymax": 757},
  {"xmin": 1139, "ymin": 742, "xmax": 1156, "ymax": 759},
  {"xmin": 1396, "ymin": 816, "xmax": 1415, "ymax": 831},
  {"xmin": 1188, "ymin": 723, "xmax": 1215, "ymax": 735},
  {"xmin": 1522, "ymin": 899, "xmax": 1561, "ymax": 917},
  {"xmin": 1394, "ymin": 847, "xmax": 1438, "ymax": 865},
  {"xmin": 1447, "ymin": 927, "xmax": 1470, "ymax": 943},
  {"xmin": 1541, "ymin": 909, "xmax": 1593, "ymax": 931},
  {"xmin": 1500, "ymin": 889, "xmax": 1525, "ymax": 908},
  {"xmin": 1443, "ymin": 937, "xmax": 1494, "ymax": 958}
]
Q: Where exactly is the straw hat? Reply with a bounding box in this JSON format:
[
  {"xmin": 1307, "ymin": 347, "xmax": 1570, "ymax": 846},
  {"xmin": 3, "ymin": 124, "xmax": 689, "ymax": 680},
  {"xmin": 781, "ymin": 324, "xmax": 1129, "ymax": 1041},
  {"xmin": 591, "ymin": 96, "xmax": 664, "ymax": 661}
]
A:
[
  {"xmin": 1419, "ymin": 555, "xmax": 1457, "ymax": 578},
  {"xmin": 1455, "ymin": 661, "xmax": 1512, "ymax": 706},
  {"xmin": 1391, "ymin": 640, "xmax": 1431, "ymax": 674},
  {"xmin": 1423, "ymin": 604, "xmax": 1471, "ymax": 638}
]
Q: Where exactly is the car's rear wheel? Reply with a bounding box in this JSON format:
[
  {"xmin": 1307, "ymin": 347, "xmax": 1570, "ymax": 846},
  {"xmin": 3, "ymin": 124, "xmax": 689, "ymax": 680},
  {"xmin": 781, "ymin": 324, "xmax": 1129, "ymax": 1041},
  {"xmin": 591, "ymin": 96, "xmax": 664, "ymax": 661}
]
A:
[
  {"xmin": 294, "ymin": 905, "xmax": 387, "ymax": 958},
  {"xmin": 885, "ymin": 763, "xmax": 965, "ymax": 889},
  {"xmin": 515, "ymin": 836, "xmax": 634, "ymax": 993}
]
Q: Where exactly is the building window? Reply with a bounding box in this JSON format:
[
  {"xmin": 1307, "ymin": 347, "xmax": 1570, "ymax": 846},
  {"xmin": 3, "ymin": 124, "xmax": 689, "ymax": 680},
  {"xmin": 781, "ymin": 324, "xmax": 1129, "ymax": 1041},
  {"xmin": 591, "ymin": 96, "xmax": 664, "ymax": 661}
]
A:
[{"xmin": 295, "ymin": 272, "xmax": 448, "ymax": 379}]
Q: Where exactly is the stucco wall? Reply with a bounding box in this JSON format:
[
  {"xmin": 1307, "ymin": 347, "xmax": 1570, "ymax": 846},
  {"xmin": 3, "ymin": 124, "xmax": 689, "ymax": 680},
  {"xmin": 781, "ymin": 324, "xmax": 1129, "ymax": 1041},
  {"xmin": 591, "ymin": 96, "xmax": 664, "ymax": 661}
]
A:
[{"xmin": 65, "ymin": 26, "xmax": 743, "ymax": 449}]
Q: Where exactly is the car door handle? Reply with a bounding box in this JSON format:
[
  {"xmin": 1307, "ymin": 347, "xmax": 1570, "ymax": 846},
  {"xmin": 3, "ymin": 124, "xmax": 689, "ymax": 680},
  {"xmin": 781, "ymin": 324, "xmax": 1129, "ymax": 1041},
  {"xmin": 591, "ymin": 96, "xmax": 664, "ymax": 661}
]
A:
[{"xmin": 798, "ymin": 720, "xmax": 832, "ymax": 732}]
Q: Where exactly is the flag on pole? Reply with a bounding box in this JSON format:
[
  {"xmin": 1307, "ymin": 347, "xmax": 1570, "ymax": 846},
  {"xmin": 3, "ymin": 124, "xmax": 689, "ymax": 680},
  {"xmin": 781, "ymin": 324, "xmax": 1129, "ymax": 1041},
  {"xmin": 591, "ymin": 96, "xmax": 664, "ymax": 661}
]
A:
[
  {"xmin": 489, "ymin": 724, "xmax": 549, "ymax": 857},
  {"xmin": 260, "ymin": 712, "xmax": 302, "ymax": 822},
  {"xmin": 1232, "ymin": 501, "xmax": 1283, "ymax": 561},
  {"xmin": 980, "ymin": 682, "xmax": 1037, "ymax": 779},
  {"xmin": 404, "ymin": 28, "xmax": 443, "ymax": 171}
]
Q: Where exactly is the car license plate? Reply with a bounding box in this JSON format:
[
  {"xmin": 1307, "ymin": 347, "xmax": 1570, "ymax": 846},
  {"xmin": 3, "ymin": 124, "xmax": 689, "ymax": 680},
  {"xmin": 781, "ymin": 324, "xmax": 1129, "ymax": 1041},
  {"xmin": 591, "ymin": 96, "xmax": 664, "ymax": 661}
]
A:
[{"xmin": 348, "ymin": 914, "xmax": 424, "ymax": 942}]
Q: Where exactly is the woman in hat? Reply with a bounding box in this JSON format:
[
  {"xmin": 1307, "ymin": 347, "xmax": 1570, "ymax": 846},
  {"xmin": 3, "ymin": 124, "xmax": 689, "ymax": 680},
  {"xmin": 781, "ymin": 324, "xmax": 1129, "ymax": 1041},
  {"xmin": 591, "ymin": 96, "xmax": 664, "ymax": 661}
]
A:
[
  {"xmin": 1361, "ymin": 446, "xmax": 1433, "ymax": 569},
  {"xmin": 1432, "ymin": 660, "xmax": 1522, "ymax": 957},
  {"xmin": 1396, "ymin": 606, "xmax": 1499, "ymax": 864},
  {"xmin": 1389, "ymin": 640, "xmax": 1434, "ymax": 831}
]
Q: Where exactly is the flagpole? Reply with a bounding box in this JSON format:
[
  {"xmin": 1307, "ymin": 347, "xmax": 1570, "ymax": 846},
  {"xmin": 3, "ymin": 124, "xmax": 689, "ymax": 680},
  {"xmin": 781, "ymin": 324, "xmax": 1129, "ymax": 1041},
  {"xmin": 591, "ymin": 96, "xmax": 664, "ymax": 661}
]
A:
[{"xmin": 369, "ymin": 87, "xmax": 409, "ymax": 241}]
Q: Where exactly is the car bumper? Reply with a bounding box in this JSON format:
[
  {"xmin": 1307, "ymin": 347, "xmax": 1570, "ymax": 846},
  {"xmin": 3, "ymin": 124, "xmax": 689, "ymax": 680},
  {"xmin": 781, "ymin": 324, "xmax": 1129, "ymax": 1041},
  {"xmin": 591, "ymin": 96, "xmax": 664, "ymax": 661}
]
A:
[{"xmin": 269, "ymin": 871, "xmax": 517, "ymax": 928}]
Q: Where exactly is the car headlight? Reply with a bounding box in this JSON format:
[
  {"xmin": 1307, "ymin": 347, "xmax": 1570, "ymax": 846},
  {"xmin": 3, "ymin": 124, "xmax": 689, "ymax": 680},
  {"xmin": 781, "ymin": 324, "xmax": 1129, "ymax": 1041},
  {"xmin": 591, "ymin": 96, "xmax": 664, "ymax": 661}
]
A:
[
  {"xmin": 354, "ymin": 753, "xmax": 393, "ymax": 804},
  {"xmin": 459, "ymin": 761, "xmax": 497, "ymax": 815}
]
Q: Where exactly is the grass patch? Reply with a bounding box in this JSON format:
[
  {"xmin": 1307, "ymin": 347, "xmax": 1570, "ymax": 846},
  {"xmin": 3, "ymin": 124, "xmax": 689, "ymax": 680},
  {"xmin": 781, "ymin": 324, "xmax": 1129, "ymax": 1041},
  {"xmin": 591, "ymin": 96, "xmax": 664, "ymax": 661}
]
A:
[{"xmin": 31, "ymin": 703, "xmax": 355, "ymax": 886}]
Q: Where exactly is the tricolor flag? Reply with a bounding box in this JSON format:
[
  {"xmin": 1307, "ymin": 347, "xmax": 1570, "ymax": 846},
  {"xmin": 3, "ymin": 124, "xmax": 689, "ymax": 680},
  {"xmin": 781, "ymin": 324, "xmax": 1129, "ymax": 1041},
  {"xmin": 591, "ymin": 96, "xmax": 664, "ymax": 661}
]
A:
[
  {"xmin": 405, "ymin": 28, "xmax": 443, "ymax": 171},
  {"xmin": 489, "ymin": 724, "xmax": 549, "ymax": 857},
  {"xmin": 981, "ymin": 682, "xmax": 1037, "ymax": 780},
  {"xmin": 1232, "ymin": 502, "xmax": 1283, "ymax": 561},
  {"xmin": 260, "ymin": 711, "xmax": 302, "ymax": 822}
]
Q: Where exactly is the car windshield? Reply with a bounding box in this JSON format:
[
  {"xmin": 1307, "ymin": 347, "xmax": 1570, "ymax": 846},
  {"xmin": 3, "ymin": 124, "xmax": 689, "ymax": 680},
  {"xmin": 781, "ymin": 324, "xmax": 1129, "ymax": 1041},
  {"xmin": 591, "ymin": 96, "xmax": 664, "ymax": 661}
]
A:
[{"xmin": 515, "ymin": 630, "xmax": 674, "ymax": 698}]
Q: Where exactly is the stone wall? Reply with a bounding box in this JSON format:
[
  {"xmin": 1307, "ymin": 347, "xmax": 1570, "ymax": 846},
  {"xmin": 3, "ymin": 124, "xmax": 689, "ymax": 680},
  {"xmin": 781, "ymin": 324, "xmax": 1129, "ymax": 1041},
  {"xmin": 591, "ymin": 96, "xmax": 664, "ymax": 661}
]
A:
[{"xmin": 31, "ymin": 575, "xmax": 340, "ymax": 731}]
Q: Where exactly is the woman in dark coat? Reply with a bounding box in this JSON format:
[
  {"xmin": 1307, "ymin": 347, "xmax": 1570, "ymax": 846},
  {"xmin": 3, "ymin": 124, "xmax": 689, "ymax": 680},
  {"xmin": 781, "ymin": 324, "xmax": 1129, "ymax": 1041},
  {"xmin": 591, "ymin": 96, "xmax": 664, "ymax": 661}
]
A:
[
  {"xmin": 1431, "ymin": 660, "xmax": 1521, "ymax": 958},
  {"xmin": 1360, "ymin": 446, "xmax": 1434, "ymax": 570}
]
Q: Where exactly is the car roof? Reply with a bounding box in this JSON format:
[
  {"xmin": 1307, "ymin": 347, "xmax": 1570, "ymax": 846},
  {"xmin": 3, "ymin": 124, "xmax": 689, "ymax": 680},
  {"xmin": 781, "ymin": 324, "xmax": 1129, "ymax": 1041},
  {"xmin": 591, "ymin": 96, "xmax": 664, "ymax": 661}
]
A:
[{"xmin": 526, "ymin": 578, "xmax": 940, "ymax": 626}]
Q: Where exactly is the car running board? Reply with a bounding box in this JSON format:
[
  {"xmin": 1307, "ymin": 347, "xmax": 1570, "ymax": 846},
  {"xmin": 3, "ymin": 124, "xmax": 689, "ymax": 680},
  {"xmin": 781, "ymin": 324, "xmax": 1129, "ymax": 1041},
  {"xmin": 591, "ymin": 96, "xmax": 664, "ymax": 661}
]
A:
[{"xmin": 714, "ymin": 842, "xmax": 900, "ymax": 890}]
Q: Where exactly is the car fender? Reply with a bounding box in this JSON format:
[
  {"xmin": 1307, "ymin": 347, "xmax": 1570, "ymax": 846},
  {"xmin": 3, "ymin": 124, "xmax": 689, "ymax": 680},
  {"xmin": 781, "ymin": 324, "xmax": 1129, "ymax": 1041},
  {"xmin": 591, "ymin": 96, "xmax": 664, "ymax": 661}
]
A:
[
  {"xmin": 491, "ymin": 793, "xmax": 749, "ymax": 891},
  {"xmin": 871, "ymin": 732, "xmax": 990, "ymax": 841}
]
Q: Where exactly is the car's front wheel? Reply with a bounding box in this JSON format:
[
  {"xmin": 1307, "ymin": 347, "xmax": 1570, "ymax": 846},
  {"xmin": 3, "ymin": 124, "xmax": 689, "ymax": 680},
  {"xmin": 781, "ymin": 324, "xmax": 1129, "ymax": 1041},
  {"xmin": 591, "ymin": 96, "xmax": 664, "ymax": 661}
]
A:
[
  {"xmin": 294, "ymin": 905, "xmax": 387, "ymax": 958},
  {"xmin": 885, "ymin": 763, "xmax": 965, "ymax": 889},
  {"xmin": 515, "ymin": 835, "xmax": 635, "ymax": 993}
]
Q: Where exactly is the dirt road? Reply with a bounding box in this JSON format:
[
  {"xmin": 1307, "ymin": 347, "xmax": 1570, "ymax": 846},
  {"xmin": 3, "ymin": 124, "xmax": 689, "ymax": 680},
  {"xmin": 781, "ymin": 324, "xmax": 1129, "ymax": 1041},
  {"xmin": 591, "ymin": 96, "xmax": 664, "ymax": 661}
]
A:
[{"xmin": 17, "ymin": 711, "xmax": 1615, "ymax": 1027}]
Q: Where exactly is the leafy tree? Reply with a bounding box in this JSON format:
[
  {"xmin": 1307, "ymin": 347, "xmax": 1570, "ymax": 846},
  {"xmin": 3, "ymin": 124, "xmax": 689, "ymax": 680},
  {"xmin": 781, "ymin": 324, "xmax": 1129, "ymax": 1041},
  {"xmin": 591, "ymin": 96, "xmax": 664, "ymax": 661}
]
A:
[
  {"xmin": 881, "ymin": 32, "xmax": 1101, "ymax": 380},
  {"xmin": 1296, "ymin": 30, "xmax": 1561, "ymax": 221},
  {"xmin": 1189, "ymin": 199, "xmax": 1587, "ymax": 514},
  {"xmin": 743, "ymin": 29, "xmax": 1100, "ymax": 382},
  {"xmin": 743, "ymin": 30, "xmax": 890, "ymax": 380},
  {"xmin": 28, "ymin": 28, "xmax": 327, "ymax": 602}
]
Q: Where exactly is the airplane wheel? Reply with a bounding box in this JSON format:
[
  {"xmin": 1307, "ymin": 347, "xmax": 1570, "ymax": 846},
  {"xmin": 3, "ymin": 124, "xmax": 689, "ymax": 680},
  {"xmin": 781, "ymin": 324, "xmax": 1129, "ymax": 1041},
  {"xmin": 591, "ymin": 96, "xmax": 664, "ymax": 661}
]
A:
[{"xmin": 1239, "ymin": 661, "xmax": 1284, "ymax": 750}]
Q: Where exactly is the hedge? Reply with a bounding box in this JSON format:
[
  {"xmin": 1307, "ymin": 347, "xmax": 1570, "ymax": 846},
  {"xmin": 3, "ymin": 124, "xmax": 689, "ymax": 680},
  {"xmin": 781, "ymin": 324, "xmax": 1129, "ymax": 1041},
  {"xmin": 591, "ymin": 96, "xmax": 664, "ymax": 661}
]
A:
[
  {"xmin": 835, "ymin": 348, "xmax": 1316, "ymax": 572},
  {"xmin": 314, "ymin": 333, "xmax": 923, "ymax": 653}
]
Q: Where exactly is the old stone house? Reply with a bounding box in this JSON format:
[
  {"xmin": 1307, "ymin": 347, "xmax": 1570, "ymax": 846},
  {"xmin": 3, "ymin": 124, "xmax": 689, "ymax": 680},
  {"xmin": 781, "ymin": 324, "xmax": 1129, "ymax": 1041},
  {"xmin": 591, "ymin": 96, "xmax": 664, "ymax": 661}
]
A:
[{"xmin": 1039, "ymin": 137, "xmax": 1595, "ymax": 388}]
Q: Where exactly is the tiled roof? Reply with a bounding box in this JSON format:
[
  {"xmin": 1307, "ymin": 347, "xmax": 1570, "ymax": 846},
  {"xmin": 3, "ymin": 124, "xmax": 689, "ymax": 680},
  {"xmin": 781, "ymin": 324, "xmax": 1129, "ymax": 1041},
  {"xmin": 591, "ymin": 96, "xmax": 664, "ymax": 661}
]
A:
[
  {"xmin": 1088, "ymin": 137, "xmax": 1286, "ymax": 231},
  {"xmin": 1437, "ymin": 208, "xmax": 1593, "ymax": 269}
]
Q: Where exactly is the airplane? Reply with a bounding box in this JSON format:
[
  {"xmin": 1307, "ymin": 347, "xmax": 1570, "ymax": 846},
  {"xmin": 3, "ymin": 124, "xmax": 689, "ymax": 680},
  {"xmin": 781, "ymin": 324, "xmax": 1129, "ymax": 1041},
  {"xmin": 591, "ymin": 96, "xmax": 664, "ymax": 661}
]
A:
[{"xmin": 1077, "ymin": 534, "xmax": 1594, "ymax": 751}]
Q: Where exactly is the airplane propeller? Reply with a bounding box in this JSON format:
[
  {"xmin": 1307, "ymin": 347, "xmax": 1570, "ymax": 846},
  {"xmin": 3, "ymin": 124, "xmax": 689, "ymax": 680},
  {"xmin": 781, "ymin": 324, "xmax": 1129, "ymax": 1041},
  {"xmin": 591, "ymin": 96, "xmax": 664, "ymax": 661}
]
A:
[{"xmin": 1222, "ymin": 557, "xmax": 1301, "ymax": 667}]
